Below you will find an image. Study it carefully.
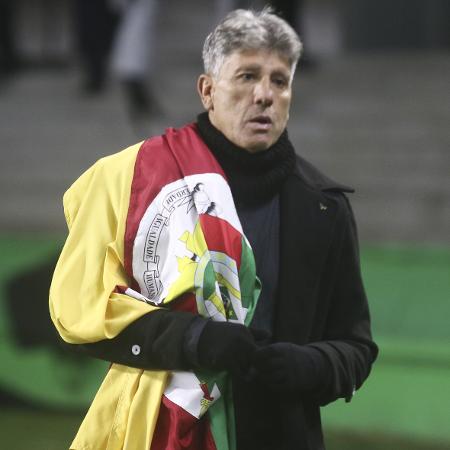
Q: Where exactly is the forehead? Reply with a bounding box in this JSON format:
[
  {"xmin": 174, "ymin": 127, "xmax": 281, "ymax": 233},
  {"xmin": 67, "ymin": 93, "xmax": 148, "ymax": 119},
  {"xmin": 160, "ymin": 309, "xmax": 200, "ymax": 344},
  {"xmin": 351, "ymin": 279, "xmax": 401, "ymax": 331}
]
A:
[{"xmin": 219, "ymin": 49, "xmax": 292, "ymax": 76}]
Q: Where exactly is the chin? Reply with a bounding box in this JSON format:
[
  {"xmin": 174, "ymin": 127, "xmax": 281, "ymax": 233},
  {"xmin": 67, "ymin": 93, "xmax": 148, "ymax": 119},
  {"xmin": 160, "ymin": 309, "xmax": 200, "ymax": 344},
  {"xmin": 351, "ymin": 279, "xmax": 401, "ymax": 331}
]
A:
[
  {"xmin": 246, "ymin": 144, "xmax": 270, "ymax": 153},
  {"xmin": 232, "ymin": 130, "xmax": 277, "ymax": 152},
  {"xmin": 244, "ymin": 138, "xmax": 274, "ymax": 153}
]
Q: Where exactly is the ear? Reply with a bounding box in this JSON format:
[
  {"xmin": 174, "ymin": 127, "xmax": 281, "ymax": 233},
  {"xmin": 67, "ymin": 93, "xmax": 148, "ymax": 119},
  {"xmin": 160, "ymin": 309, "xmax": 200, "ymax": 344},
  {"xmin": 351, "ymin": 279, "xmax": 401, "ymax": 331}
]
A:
[{"xmin": 197, "ymin": 74, "xmax": 214, "ymax": 111}]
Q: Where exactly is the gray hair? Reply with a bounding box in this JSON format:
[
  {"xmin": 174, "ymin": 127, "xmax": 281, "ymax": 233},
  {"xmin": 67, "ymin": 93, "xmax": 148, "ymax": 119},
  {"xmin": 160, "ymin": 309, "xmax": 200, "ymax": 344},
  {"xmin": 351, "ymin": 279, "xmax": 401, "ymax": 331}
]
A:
[{"xmin": 202, "ymin": 8, "xmax": 303, "ymax": 79}]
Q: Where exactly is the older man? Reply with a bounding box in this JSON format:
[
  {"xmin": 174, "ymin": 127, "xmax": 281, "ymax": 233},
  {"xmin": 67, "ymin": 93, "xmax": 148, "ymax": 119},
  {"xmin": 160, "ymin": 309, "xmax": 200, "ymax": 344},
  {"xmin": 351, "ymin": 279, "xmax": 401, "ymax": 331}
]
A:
[{"xmin": 50, "ymin": 8, "xmax": 377, "ymax": 450}]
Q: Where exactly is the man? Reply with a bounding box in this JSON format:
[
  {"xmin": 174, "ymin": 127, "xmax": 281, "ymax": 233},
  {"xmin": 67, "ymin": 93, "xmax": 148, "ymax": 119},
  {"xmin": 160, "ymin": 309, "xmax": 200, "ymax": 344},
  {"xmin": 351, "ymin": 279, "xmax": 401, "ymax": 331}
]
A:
[{"xmin": 50, "ymin": 8, "xmax": 377, "ymax": 450}]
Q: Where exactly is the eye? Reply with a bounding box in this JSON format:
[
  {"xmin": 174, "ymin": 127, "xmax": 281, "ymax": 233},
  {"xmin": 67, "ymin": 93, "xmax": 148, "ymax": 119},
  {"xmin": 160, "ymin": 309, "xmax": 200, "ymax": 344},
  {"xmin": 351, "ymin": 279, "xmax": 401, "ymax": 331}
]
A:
[
  {"xmin": 239, "ymin": 72, "xmax": 256, "ymax": 81},
  {"xmin": 272, "ymin": 76, "xmax": 288, "ymax": 88}
]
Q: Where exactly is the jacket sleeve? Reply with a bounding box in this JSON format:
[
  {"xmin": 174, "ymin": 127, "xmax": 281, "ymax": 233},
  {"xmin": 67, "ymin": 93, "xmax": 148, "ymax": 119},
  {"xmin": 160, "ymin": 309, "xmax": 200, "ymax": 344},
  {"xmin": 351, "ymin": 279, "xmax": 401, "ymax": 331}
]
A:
[
  {"xmin": 62, "ymin": 309, "xmax": 200, "ymax": 370},
  {"xmin": 50, "ymin": 144, "xmax": 200, "ymax": 370},
  {"xmin": 305, "ymin": 193, "xmax": 378, "ymax": 405}
]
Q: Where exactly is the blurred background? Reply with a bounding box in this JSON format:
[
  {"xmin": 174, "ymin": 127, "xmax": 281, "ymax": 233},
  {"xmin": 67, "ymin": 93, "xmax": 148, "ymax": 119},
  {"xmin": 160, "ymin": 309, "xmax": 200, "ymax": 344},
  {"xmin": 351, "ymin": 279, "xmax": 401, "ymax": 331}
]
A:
[{"xmin": 0, "ymin": 0, "xmax": 449, "ymax": 449}]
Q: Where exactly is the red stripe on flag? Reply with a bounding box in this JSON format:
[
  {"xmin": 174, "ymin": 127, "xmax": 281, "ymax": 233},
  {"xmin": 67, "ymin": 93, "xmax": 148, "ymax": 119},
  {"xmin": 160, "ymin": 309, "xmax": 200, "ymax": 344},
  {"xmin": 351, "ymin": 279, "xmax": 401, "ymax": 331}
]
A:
[
  {"xmin": 200, "ymin": 214, "xmax": 242, "ymax": 269},
  {"xmin": 165, "ymin": 125, "xmax": 228, "ymax": 181},
  {"xmin": 170, "ymin": 293, "xmax": 198, "ymax": 314},
  {"xmin": 124, "ymin": 136, "xmax": 182, "ymax": 290},
  {"xmin": 150, "ymin": 395, "xmax": 217, "ymax": 450},
  {"xmin": 114, "ymin": 285, "xmax": 128, "ymax": 294}
]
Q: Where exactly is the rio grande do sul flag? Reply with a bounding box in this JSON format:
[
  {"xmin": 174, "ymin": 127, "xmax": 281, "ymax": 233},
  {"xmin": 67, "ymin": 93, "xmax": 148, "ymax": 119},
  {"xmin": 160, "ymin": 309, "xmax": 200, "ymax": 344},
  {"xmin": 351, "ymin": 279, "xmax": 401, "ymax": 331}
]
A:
[{"xmin": 122, "ymin": 124, "xmax": 260, "ymax": 450}]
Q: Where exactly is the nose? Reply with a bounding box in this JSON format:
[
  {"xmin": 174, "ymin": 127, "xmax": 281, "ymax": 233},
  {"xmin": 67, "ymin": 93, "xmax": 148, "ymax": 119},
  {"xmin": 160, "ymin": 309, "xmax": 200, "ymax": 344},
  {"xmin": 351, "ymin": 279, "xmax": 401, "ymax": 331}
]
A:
[{"xmin": 253, "ymin": 77, "xmax": 273, "ymax": 107}]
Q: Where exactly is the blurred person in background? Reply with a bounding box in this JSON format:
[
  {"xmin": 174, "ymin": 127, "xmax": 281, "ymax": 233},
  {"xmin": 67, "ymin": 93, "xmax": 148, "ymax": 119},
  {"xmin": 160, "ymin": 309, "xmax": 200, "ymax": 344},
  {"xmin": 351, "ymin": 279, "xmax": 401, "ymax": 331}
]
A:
[
  {"xmin": 0, "ymin": 0, "xmax": 19, "ymax": 80},
  {"xmin": 110, "ymin": 0, "xmax": 161, "ymax": 122},
  {"xmin": 74, "ymin": 0, "xmax": 161, "ymax": 124},
  {"xmin": 50, "ymin": 7, "xmax": 377, "ymax": 450},
  {"xmin": 73, "ymin": 0, "xmax": 120, "ymax": 93},
  {"xmin": 269, "ymin": 0, "xmax": 317, "ymax": 69}
]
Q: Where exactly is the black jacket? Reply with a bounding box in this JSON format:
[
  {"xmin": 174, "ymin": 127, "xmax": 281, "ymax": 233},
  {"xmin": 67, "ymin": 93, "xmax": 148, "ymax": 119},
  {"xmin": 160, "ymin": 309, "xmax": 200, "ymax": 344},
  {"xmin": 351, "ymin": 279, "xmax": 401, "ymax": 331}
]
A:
[
  {"xmin": 66, "ymin": 152, "xmax": 377, "ymax": 450},
  {"xmin": 232, "ymin": 154, "xmax": 377, "ymax": 450}
]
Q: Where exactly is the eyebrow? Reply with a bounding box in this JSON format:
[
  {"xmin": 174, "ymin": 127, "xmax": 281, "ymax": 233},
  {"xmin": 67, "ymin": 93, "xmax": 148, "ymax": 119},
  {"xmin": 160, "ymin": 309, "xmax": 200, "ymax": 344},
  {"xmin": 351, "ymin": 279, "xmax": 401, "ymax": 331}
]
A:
[
  {"xmin": 234, "ymin": 64, "xmax": 261, "ymax": 73},
  {"xmin": 234, "ymin": 64, "xmax": 290, "ymax": 77}
]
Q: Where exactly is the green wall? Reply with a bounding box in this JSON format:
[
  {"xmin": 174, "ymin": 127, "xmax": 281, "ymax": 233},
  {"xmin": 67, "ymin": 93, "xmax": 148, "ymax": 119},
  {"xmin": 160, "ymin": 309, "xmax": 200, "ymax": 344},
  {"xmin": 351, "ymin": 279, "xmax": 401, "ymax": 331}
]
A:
[
  {"xmin": 1, "ymin": 236, "xmax": 449, "ymax": 445},
  {"xmin": 323, "ymin": 246, "xmax": 450, "ymax": 445}
]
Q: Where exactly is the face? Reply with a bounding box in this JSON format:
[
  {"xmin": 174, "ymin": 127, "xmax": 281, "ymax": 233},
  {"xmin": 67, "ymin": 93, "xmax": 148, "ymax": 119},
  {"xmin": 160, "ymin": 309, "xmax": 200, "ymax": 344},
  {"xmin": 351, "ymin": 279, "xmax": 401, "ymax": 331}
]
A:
[{"xmin": 198, "ymin": 49, "xmax": 293, "ymax": 153}]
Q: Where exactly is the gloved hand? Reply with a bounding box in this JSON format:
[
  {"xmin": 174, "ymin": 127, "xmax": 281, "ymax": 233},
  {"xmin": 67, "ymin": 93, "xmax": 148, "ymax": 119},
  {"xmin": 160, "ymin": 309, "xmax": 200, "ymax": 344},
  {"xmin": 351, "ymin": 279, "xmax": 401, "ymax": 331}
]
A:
[
  {"xmin": 249, "ymin": 327, "xmax": 272, "ymax": 346},
  {"xmin": 197, "ymin": 321, "xmax": 257, "ymax": 375},
  {"xmin": 252, "ymin": 342, "xmax": 323, "ymax": 393}
]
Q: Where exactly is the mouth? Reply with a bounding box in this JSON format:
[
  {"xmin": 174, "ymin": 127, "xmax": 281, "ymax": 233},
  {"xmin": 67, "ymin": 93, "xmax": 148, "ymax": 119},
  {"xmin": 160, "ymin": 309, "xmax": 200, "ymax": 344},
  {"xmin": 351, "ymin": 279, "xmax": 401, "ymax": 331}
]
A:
[{"xmin": 247, "ymin": 116, "xmax": 273, "ymax": 130}]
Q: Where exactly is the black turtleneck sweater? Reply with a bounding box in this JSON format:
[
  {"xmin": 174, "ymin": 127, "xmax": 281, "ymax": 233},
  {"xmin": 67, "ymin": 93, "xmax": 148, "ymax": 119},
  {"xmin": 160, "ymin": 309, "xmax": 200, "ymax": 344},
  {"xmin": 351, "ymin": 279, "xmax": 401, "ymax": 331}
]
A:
[
  {"xmin": 195, "ymin": 112, "xmax": 295, "ymax": 206},
  {"xmin": 196, "ymin": 112, "xmax": 296, "ymax": 334}
]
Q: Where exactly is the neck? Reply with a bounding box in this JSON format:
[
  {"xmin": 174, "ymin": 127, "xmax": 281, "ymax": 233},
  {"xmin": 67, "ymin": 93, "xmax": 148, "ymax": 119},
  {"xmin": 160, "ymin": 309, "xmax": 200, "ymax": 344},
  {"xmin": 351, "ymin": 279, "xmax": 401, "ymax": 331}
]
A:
[{"xmin": 196, "ymin": 112, "xmax": 296, "ymax": 205}]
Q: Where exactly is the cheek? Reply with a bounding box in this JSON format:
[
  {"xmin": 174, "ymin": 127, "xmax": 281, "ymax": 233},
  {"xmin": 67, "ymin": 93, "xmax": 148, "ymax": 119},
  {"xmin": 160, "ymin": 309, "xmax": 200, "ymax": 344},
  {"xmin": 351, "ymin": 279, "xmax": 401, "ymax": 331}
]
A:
[
  {"xmin": 281, "ymin": 93, "xmax": 291, "ymax": 111},
  {"xmin": 214, "ymin": 89, "xmax": 241, "ymax": 114},
  {"xmin": 277, "ymin": 96, "xmax": 291, "ymax": 122},
  {"xmin": 225, "ymin": 97, "xmax": 247, "ymax": 129},
  {"xmin": 227, "ymin": 91, "xmax": 246, "ymax": 110}
]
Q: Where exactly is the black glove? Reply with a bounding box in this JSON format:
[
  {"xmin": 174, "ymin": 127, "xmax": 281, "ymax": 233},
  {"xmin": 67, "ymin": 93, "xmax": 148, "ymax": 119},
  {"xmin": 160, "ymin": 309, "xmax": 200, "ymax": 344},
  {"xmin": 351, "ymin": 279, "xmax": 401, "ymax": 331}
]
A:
[
  {"xmin": 253, "ymin": 342, "xmax": 326, "ymax": 393},
  {"xmin": 197, "ymin": 321, "xmax": 257, "ymax": 375},
  {"xmin": 249, "ymin": 327, "xmax": 272, "ymax": 346}
]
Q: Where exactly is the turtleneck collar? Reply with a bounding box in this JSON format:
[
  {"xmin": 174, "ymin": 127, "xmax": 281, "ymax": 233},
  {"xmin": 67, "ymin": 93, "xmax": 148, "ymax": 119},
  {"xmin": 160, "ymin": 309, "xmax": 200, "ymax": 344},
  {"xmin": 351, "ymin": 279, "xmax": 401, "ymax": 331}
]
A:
[{"xmin": 196, "ymin": 112, "xmax": 296, "ymax": 205}]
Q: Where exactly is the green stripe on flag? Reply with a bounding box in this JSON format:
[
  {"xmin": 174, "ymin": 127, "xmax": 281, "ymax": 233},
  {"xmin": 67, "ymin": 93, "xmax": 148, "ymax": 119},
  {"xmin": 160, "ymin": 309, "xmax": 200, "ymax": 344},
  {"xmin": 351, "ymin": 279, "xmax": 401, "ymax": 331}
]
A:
[{"xmin": 238, "ymin": 237, "xmax": 261, "ymax": 326}]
